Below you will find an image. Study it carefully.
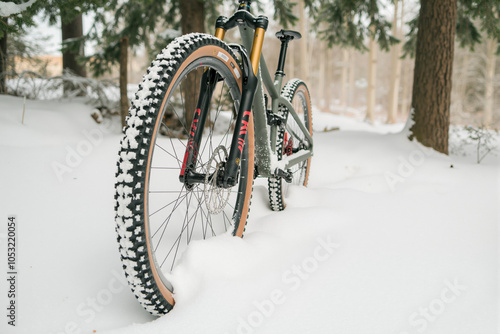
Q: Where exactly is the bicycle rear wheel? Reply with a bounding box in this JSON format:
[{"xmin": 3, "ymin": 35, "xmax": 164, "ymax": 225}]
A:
[
  {"xmin": 268, "ymin": 79, "xmax": 312, "ymax": 211},
  {"xmin": 115, "ymin": 33, "xmax": 254, "ymax": 315}
]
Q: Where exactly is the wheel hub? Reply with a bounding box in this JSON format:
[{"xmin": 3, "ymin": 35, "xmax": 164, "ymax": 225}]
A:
[{"xmin": 204, "ymin": 146, "xmax": 231, "ymax": 214}]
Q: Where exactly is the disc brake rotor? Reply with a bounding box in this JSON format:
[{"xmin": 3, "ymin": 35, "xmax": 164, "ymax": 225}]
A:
[{"xmin": 204, "ymin": 146, "xmax": 231, "ymax": 215}]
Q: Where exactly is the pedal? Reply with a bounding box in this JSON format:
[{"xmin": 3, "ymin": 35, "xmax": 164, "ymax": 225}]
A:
[{"xmin": 275, "ymin": 168, "xmax": 293, "ymax": 183}]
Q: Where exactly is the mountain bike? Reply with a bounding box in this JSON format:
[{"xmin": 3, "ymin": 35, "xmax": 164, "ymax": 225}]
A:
[{"xmin": 114, "ymin": 0, "xmax": 313, "ymax": 315}]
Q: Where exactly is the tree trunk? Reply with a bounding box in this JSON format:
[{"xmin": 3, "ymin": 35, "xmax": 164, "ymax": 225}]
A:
[
  {"xmin": 61, "ymin": 14, "xmax": 86, "ymax": 77},
  {"xmin": 348, "ymin": 49, "xmax": 355, "ymax": 107},
  {"xmin": 366, "ymin": 25, "xmax": 377, "ymax": 123},
  {"xmin": 288, "ymin": 43, "xmax": 295, "ymax": 79},
  {"xmin": 399, "ymin": 2, "xmax": 410, "ymax": 118},
  {"xmin": 387, "ymin": 0, "xmax": 401, "ymax": 123},
  {"xmin": 288, "ymin": 4, "xmax": 298, "ymax": 80},
  {"xmin": 400, "ymin": 61, "xmax": 409, "ymax": 117},
  {"xmin": 409, "ymin": 0, "xmax": 457, "ymax": 154},
  {"xmin": 180, "ymin": 0, "xmax": 205, "ymax": 128},
  {"xmin": 120, "ymin": 37, "xmax": 129, "ymax": 128},
  {"xmin": 340, "ymin": 49, "xmax": 348, "ymax": 108},
  {"xmin": 484, "ymin": 37, "xmax": 496, "ymax": 128},
  {"xmin": 180, "ymin": 0, "xmax": 204, "ymax": 34},
  {"xmin": 457, "ymin": 52, "xmax": 469, "ymax": 115},
  {"xmin": 318, "ymin": 41, "xmax": 326, "ymax": 111},
  {"xmin": 0, "ymin": 26, "xmax": 7, "ymax": 94},
  {"xmin": 307, "ymin": 22, "xmax": 314, "ymax": 82},
  {"xmin": 62, "ymin": 14, "xmax": 86, "ymax": 96},
  {"xmin": 326, "ymin": 48, "xmax": 333, "ymax": 110},
  {"xmin": 298, "ymin": 0, "xmax": 308, "ymax": 82}
]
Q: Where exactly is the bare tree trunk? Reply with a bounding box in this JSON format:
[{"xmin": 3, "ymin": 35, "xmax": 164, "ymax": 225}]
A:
[
  {"xmin": 399, "ymin": 2, "xmax": 410, "ymax": 118},
  {"xmin": 62, "ymin": 14, "xmax": 86, "ymax": 96},
  {"xmin": 307, "ymin": 25, "xmax": 314, "ymax": 82},
  {"xmin": 340, "ymin": 49, "xmax": 348, "ymax": 108},
  {"xmin": 387, "ymin": 0, "xmax": 401, "ymax": 123},
  {"xmin": 457, "ymin": 52, "xmax": 469, "ymax": 115},
  {"xmin": 298, "ymin": 0, "xmax": 308, "ymax": 82},
  {"xmin": 326, "ymin": 48, "xmax": 334, "ymax": 110},
  {"xmin": 120, "ymin": 37, "xmax": 129, "ymax": 128},
  {"xmin": 348, "ymin": 49, "xmax": 355, "ymax": 107},
  {"xmin": 484, "ymin": 37, "xmax": 496, "ymax": 127},
  {"xmin": 180, "ymin": 0, "xmax": 204, "ymax": 34},
  {"xmin": 366, "ymin": 25, "xmax": 377, "ymax": 123},
  {"xmin": 288, "ymin": 3, "xmax": 298, "ymax": 80},
  {"xmin": 180, "ymin": 0, "xmax": 205, "ymax": 128},
  {"xmin": 0, "ymin": 26, "xmax": 7, "ymax": 94},
  {"xmin": 318, "ymin": 41, "xmax": 326, "ymax": 111},
  {"xmin": 409, "ymin": 0, "xmax": 457, "ymax": 154},
  {"xmin": 400, "ymin": 61, "xmax": 409, "ymax": 117},
  {"xmin": 288, "ymin": 43, "xmax": 295, "ymax": 79},
  {"xmin": 62, "ymin": 14, "xmax": 86, "ymax": 77}
]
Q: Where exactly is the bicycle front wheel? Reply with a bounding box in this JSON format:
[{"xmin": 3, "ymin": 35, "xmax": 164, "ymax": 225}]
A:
[{"xmin": 115, "ymin": 33, "xmax": 254, "ymax": 315}]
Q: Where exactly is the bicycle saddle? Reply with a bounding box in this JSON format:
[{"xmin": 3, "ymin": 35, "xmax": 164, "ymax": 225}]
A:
[{"xmin": 275, "ymin": 29, "xmax": 302, "ymax": 41}]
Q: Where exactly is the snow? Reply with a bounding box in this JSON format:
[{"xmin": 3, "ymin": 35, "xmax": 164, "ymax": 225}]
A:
[
  {"xmin": 6, "ymin": 73, "xmax": 138, "ymax": 106},
  {"xmin": 0, "ymin": 95, "xmax": 498, "ymax": 334},
  {"xmin": 0, "ymin": 0, "xmax": 36, "ymax": 17}
]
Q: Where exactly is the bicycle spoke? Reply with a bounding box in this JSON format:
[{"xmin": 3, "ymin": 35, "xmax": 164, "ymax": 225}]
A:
[
  {"xmin": 152, "ymin": 188, "xmax": 189, "ymax": 241},
  {"xmin": 151, "ymin": 166, "xmax": 182, "ymax": 170},
  {"xmin": 149, "ymin": 191, "xmax": 189, "ymax": 218},
  {"xmin": 166, "ymin": 192, "xmax": 194, "ymax": 269},
  {"xmin": 160, "ymin": 190, "xmax": 207, "ymax": 270},
  {"xmin": 155, "ymin": 143, "xmax": 183, "ymax": 166},
  {"xmin": 163, "ymin": 106, "xmax": 189, "ymax": 143}
]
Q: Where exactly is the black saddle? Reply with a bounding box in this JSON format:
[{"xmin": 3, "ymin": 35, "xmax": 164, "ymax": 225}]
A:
[{"xmin": 275, "ymin": 29, "xmax": 302, "ymax": 41}]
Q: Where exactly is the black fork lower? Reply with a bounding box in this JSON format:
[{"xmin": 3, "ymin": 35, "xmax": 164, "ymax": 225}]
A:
[{"xmin": 180, "ymin": 47, "xmax": 258, "ymax": 189}]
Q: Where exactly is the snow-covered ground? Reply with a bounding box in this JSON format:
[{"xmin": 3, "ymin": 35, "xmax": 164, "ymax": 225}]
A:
[{"xmin": 0, "ymin": 95, "xmax": 498, "ymax": 334}]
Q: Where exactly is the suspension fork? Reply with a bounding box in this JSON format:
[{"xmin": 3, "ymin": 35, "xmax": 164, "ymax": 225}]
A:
[
  {"xmin": 214, "ymin": 22, "xmax": 267, "ymax": 188},
  {"xmin": 222, "ymin": 49, "xmax": 258, "ymax": 188},
  {"xmin": 181, "ymin": 7, "xmax": 268, "ymax": 188},
  {"xmin": 179, "ymin": 69, "xmax": 219, "ymax": 186}
]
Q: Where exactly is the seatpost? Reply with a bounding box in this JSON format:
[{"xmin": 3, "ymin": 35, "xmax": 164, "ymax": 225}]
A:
[{"xmin": 276, "ymin": 38, "xmax": 290, "ymax": 77}]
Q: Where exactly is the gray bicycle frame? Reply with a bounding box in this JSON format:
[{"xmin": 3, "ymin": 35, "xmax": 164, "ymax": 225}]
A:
[{"xmin": 239, "ymin": 26, "xmax": 314, "ymax": 178}]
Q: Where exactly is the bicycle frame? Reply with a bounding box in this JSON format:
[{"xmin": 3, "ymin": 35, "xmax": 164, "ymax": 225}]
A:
[
  {"xmin": 238, "ymin": 26, "xmax": 314, "ymax": 178},
  {"xmin": 181, "ymin": 1, "xmax": 313, "ymax": 188}
]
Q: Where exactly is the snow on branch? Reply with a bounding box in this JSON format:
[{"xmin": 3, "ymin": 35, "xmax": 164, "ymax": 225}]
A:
[
  {"xmin": 0, "ymin": 0, "xmax": 37, "ymax": 17},
  {"xmin": 2, "ymin": 71, "xmax": 123, "ymax": 114}
]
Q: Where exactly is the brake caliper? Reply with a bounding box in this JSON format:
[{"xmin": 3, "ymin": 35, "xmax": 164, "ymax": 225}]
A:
[{"xmin": 284, "ymin": 133, "xmax": 293, "ymax": 156}]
